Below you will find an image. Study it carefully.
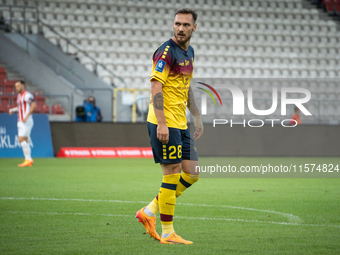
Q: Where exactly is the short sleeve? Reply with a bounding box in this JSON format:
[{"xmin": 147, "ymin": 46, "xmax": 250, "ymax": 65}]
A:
[
  {"xmin": 191, "ymin": 57, "xmax": 194, "ymax": 79},
  {"xmin": 25, "ymin": 92, "xmax": 34, "ymax": 104},
  {"xmin": 191, "ymin": 48, "xmax": 194, "ymax": 78},
  {"xmin": 150, "ymin": 44, "xmax": 173, "ymax": 85}
]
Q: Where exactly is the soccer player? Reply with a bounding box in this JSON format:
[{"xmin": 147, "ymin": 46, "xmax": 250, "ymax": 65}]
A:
[
  {"xmin": 136, "ymin": 8, "xmax": 203, "ymax": 244},
  {"xmin": 9, "ymin": 80, "xmax": 36, "ymax": 167},
  {"xmin": 290, "ymin": 106, "xmax": 301, "ymax": 125}
]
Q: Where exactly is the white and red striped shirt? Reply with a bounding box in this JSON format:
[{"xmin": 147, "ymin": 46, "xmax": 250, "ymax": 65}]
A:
[{"xmin": 16, "ymin": 91, "xmax": 34, "ymax": 122}]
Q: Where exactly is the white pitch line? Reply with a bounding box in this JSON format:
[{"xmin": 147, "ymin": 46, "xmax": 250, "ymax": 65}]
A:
[
  {"xmin": 177, "ymin": 202, "xmax": 302, "ymax": 223},
  {"xmin": 3, "ymin": 211, "xmax": 340, "ymax": 228},
  {"xmin": 0, "ymin": 197, "xmax": 302, "ymax": 222}
]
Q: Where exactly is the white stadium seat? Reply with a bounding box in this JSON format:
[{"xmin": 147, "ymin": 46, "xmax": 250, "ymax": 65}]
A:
[{"xmin": 10, "ymin": 0, "xmax": 337, "ymax": 101}]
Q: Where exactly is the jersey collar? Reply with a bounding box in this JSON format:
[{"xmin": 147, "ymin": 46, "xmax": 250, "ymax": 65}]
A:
[{"xmin": 170, "ymin": 38, "xmax": 189, "ymax": 53}]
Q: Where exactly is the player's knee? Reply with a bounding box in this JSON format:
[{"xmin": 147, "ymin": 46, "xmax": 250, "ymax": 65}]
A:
[
  {"xmin": 190, "ymin": 174, "xmax": 200, "ymax": 183},
  {"xmin": 18, "ymin": 137, "xmax": 27, "ymax": 143},
  {"xmin": 162, "ymin": 163, "xmax": 181, "ymax": 175}
]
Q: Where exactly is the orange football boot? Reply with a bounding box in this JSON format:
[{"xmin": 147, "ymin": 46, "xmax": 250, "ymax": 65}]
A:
[
  {"xmin": 160, "ymin": 232, "xmax": 193, "ymax": 244},
  {"xmin": 136, "ymin": 207, "xmax": 160, "ymax": 241},
  {"xmin": 18, "ymin": 159, "xmax": 34, "ymax": 167}
]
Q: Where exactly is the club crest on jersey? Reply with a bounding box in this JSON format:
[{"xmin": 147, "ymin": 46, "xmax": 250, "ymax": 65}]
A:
[{"xmin": 155, "ymin": 60, "xmax": 166, "ymax": 73}]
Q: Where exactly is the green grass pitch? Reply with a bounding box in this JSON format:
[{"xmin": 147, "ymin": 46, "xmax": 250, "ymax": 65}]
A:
[{"xmin": 0, "ymin": 157, "xmax": 339, "ymax": 254}]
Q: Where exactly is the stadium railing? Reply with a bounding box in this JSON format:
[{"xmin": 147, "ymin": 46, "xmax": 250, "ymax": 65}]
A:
[
  {"xmin": 0, "ymin": 92, "xmax": 71, "ymax": 115},
  {"xmin": 0, "ymin": 4, "xmax": 126, "ymax": 88},
  {"xmin": 113, "ymin": 88, "xmax": 150, "ymax": 123}
]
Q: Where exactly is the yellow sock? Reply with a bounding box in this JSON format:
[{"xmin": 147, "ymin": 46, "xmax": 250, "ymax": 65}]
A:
[
  {"xmin": 159, "ymin": 173, "xmax": 180, "ymax": 234},
  {"xmin": 148, "ymin": 172, "xmax": 200, "ymax": 217},
  {"xmin": 176, "ymin": 172, "xmax": 199, "ymax": 198},
  {"xmin": 147, "ymin": 196, "xmax": 159, "ymax": 215}
]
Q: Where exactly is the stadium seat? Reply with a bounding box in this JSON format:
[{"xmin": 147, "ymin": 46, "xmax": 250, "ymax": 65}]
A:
[
  {"xmin": 12, "ymin": 0, "xmax": 335, "ymax": 86},
  {"xmin": 323, "ymin": 0, "xmax": 335, "ymax": 14},
  {"xmin": 4, "ymin": 84, "xmax": 15, "ymax": 94},
  {"xmin": 335, "ymin": 0, "xmax": 340, "ymax": 15},
  {"xmin": 51, "ymin": 104, "xmax": 64, "ymax": 115},
  {"xmin": 0, "ymin": 95, "xmax": 10, "ymax": 107},
  {"xmin": 4, "ymin": 79, "xmax": 15, "ymax": 85},
  {"xmin": 98, "ymin": 69, "xmax": 112, "ymax": 85},
  {"xmin": 0, "ymin": 74, "xmax": 6, "ymax": 84},
  {"xmin": 8, "ymin": 95, "xmax": 17, "ymax": 106},
  {"xmin": 37, "ymin": 104, "xmax": 50, "ymax": 114},
  {"xmin": 0, "ymin": 67, "xmax": 6, "ymax": 76},
  {"xmin": 33, "ymin": 92, "xmax": 45, "ymax": 107}
]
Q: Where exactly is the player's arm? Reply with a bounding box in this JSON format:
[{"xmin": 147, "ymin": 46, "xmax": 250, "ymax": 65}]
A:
[
  {"xmin": 9, "ymin": 107, "xmax": 18, "ymax": 115},
  {"xmin": 151, "ymin": 79, "xmax": 169, "ymax": 144},
  {"xmin": 23, "ymin": 101, "xmax": 36, "ymax": 123},
  {"xmin": 187, "ymin": 86, "xmax": 203, "ymax": 140}
]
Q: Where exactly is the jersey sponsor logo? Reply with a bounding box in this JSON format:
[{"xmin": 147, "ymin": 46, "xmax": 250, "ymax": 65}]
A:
[
  {"xmin": 178, "ymin": 60, "xmax": 190, "ymax": 66},
  {"xmin": 155, "ymin": 60, "xmax": 166, "ymax": 73}
]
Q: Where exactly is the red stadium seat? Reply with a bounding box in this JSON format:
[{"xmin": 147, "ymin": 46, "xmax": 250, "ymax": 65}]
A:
[
  {"xmin": 3, "ymin": 104, "xmax": 12, "ymax": 113},
  {"xmin": 2, "ymin": 80, "xmax": 16, "ymax": 95},
  {"xmin": 334, "ymin": 0, "xmax": 340, "ymax": 15},
  {"xmin": 4, "ymin": 79, "xmax": 15, "ymax": 86},
  {"xmin": 51, "ymin": 104, "xmax": 64, "ymax": 114},
  {"xmin": 36, "ymin": 104, "xmax": 50, "ymax": 114},
  {"xmin": 323, "ymin": 0, "xmax": 335, "ymax": 14},
  {"xmin": 0, "ymin": 67, "xmax": 6, "ymax": 75},
  {"xmin": 0, "ymin": 74, "xmax": 6, "ymax": 83},
  {"xmin": 33, "ymin": 92, "xmax": 45, "ymax": 107},
  {"xmin": 0, "ymin": 105, "xmax": 4, "ymax": 113},
  {"xmin": 0, "ymin": 95, "xmax": 10, "ymax": 107},
  {"xmin": 41, "ymin": 104, "xmax": 50, "ymax": 114},
  {"xmin": 34, "ymin": 105, "xmax": 41, "ymax": 113},
  {"xmin": 4, "ymin": 84, "xmax": 15, "ymax": 94},
  {"xmin": 8, "ymin": 95, "xmax": 17, "ymax": 106}
]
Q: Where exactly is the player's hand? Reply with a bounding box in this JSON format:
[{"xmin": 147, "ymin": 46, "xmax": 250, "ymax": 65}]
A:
[
  {"xmin": 9, "ymin": 109, "xmax": 12, "ymax": 115},
  {"xmin": 193, "ymin": 116, "xmax": 203, "ymax": 140},
  {"xmin": 22, "ymin": 117, "xmax": 27, "ymax": 123},
  {"xmin": 157, "ymin": 123, "xmax": 169, "ymax": 144}
]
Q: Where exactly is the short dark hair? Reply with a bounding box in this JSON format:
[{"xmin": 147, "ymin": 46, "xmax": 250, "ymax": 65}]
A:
[
  {"xmin": 174, "ymin": 8, "xmax": 198, "ymax": 24},
  {"xmin": 16, "ymin": 80, "xmax": 25, "ymax": 86}
]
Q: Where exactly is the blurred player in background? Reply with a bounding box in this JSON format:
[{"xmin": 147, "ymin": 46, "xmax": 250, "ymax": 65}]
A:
[
  {"xmin": 136, "ymin": 8, "xmax": 203, "ymax": 244},
  {"xmin": 290, "ymin": 106, "xmax": 301, "ymax": 125},
  {"xmin": 9, "ymin": 80, "xmax": 36, "ymax": 167}
]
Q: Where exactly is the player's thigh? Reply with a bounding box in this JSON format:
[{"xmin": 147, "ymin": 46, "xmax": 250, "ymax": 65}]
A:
[
  {"xmin": 147, "ymin": 122, "xmax": 183, "ymax": 165},
  {"xmin": 25, "ymin": 119, "xmax": 33, "ymax": 136},
  {"xmin": 17, "ymin": 122, "xmax": 26, "ymax": 137},
  {"xmin": 181, "ymin": 128, "xmax": 198, "ymax": 162},
  {"xmin": 19, "ymin": 121, "xmax": 33, "ymax": 138},
  {"xmin": 18, "ymin": 120, "xmax": 33, "ymax": 139},
  {"xmin": 181, "ymin": 128, "xmax": 199, "ymax": 175}
]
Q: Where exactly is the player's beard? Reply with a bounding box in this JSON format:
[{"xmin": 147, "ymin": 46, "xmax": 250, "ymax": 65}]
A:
[
  {"xmin": 174, "ymin": 31, "xmax": 192, "ymax": 45},
  {"xmin": 16, "ymin": 87, "xmax": 24, "ymax": 94}
]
